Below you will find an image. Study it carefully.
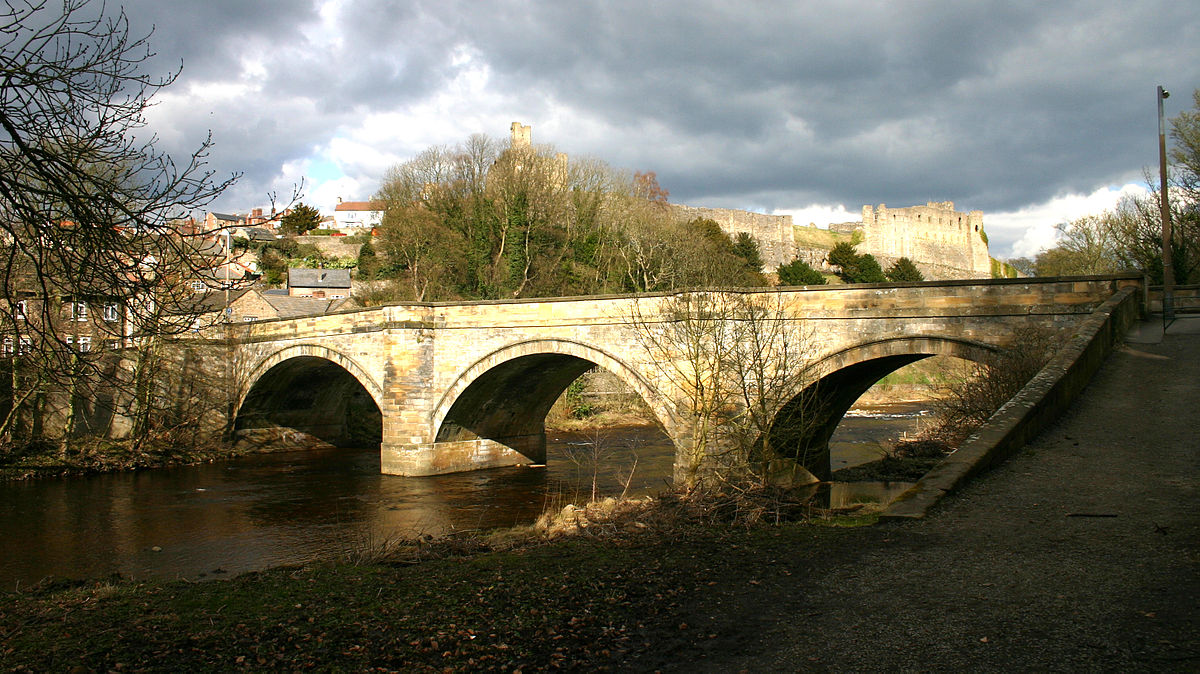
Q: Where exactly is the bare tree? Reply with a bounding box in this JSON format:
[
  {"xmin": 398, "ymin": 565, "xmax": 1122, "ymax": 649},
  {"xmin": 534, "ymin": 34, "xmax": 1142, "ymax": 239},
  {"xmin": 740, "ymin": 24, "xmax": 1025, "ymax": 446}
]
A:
[
  {"xmin": 0, "ymin": 0, "xmax": 243, "ymax": 450},
  {"xmin": 626, "ymin": 291, "xmax": 820, "ymax": 489}
]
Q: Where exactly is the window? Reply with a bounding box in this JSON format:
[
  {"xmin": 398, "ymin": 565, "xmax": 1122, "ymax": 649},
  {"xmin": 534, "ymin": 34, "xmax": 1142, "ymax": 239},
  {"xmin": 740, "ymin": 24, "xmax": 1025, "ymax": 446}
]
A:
[
  {"xmin": 106, "ymin": 339, "xmax": 120, "ymax": 350},
  {"xmin": 242, "ymin": 316, "xmax": 258, "ymax": 322},
  {"xmin": 15, "ymin": 300, "xmax": 26, "ymax": 320},
  {"xmin": 191, "ymin": 280, "xmax": 206, "ymax": 292},
  {"xmin": 65, "ymin": 335, "xmax": 73, "ymax": 348},
  {"xmin": 18, "ymin": 336, "xmax": 30, "ymax": 355},
  {"xmin": 72, "ymin": 302, "xmax": 88, "ymax": 322},
  {"xmin": 78, "ymin": 336, "xmax": 91, "ymax": 352},
  {"xmin": 103, "ymin": 303, "xmax": 119, "ymax": 322},
  {"xmin": 2, "ymin": 337, "xmax": 11, "ymax": 355}
]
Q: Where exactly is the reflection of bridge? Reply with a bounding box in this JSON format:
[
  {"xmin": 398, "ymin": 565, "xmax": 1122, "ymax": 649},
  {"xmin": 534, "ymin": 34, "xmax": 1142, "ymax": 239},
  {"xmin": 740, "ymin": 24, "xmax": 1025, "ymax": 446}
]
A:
[{"xmin": 227, "ymin": 275, "xmax": 1142, "ymax": 484}]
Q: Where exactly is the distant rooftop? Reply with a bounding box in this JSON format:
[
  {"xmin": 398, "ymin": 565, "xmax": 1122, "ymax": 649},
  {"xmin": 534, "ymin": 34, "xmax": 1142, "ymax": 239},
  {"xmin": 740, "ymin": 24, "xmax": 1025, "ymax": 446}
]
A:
[
  {"xmin": 260, "ymin": 294, "xmax": 353, "ymax": 319},
  {"xmin": 334, "ymin": 200, "xmax": 384, "ymax": 212},
  {"xmin": 288, "ymin": 268, "xmax": 351, "ymax": 289}
]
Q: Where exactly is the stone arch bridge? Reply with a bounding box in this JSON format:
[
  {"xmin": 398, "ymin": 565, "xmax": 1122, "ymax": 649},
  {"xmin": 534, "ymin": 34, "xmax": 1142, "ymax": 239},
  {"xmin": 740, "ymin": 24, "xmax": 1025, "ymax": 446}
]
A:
[{"xmin": 224, "ymin": 275, "xmax": 1141, "ymax": 483}]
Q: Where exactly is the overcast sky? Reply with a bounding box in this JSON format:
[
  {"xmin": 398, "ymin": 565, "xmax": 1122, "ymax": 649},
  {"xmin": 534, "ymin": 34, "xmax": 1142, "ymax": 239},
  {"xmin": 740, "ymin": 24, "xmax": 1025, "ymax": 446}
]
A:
[{"xmin": 115, "ymin": 0, "xmax": 1200, "ymax": 259}]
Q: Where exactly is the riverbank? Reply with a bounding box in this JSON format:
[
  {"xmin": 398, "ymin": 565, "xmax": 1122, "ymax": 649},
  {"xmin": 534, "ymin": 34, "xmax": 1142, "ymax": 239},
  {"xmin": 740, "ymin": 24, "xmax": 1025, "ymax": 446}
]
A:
[
  {"xmin": 0, "ymin": 494, "xmax": 874, "ymax": 671},
  {"xmin": 3, "ymin": 323, "xmax": 1195, "ymax": 671},
  {"xmin": 0, "ymin": 438, "xmax": 257, "ymax": 481}
]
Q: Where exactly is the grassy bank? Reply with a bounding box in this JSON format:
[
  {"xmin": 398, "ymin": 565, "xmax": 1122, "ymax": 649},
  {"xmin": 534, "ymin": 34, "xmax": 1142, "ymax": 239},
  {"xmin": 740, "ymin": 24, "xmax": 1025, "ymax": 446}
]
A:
[{"xmin": 0, "ymin": 495, "xmax": 877, "ymax": 671}]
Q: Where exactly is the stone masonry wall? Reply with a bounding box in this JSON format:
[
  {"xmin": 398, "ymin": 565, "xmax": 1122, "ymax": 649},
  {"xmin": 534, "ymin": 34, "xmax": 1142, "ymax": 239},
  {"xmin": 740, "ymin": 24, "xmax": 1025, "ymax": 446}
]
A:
[
  {"xmin": 219, "ymin": 275, "xmax": 1138, "ymax": 481},
  {"xmin": 669, "ymin": 204, "xmax": 796, "ymax": 272},
  {"xmin": 673, "ymin": 200, "xmax": 994, "ymax": 280},
  {"xmin": 858, "ymin": 202, "xmax": 991, "ymax": 278}
]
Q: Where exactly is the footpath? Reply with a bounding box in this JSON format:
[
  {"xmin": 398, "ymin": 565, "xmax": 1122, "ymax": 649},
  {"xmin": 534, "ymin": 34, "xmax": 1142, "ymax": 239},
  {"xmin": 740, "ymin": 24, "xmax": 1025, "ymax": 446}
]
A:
[{"xmin": 651, "ymin": 317, "xmax": 1200, "ymax": 672}]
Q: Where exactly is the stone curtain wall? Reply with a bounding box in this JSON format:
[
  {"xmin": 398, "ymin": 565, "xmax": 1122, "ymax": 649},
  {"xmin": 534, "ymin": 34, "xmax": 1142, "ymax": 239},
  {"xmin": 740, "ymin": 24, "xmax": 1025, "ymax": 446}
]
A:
[
  {"xmin": 669, "ymin": 204, "xmax": 796, "ymax": 271},
  {"xmin": 669, "ymin": 200, "xmax": 992, "ymax": 279}
]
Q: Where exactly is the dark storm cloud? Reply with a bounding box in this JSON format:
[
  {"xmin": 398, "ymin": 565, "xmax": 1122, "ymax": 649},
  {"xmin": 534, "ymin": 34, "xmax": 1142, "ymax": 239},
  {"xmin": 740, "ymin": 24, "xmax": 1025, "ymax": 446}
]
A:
[{"xmin": 113, "ymin": 0, "xmax": 1200, "ymax": 252}]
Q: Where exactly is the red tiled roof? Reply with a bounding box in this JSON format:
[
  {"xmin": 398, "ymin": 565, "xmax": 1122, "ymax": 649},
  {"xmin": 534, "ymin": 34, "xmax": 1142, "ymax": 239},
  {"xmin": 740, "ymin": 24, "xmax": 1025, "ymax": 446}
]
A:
[{"xmin": 334, "ymin": 200, "xmax": 384, "ymax": 211}]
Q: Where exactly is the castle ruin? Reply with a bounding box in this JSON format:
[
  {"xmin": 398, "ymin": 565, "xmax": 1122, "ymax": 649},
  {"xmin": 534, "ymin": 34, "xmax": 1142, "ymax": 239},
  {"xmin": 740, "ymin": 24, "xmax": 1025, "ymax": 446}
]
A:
[
  {"xmin": 506, "ymin": 122, "xmax": 992, "ymax": 280},
  {"xmin": 853, "ymin": 202, "xmax": 991, "ymax": 278}
]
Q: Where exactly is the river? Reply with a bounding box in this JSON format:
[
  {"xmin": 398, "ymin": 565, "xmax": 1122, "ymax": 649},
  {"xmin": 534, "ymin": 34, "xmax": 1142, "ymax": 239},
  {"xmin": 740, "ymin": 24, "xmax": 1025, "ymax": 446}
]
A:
[{"xmin": 0, "ymin": 402, "xmax": 928, "ymax": 590}]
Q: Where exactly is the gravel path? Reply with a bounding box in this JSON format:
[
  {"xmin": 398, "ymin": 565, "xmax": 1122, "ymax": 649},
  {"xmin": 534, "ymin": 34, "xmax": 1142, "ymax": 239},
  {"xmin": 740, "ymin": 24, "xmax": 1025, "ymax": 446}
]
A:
[{"xmin": 659, "ymin": 320, "xmax": 1200, "ymax": 672}]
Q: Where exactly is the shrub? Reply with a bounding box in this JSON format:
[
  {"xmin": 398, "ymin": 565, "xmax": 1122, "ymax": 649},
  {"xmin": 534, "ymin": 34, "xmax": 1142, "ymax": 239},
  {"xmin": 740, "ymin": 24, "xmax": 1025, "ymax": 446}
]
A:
[
  {"xmin": 777, "ymin": 257, "xmax": 827, "ymax": 285},
  {"xmin": 885, "ymin": 257, "xmax": 924, "ymax": 282},
  {"xmin": 924, "ymin": 328, "xmax": 1058, "ymax": 446}
]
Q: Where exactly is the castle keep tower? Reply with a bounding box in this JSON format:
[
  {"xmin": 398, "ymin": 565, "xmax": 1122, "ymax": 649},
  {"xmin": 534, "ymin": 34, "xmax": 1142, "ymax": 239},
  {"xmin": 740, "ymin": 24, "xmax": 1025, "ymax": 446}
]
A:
[
  {"xmin": 510, "ymin": 122, "xmax": 531, "ymax": 148},
  {"xmin": 858, "ymin": 201, "xmax": 990, "ymax": 277}
]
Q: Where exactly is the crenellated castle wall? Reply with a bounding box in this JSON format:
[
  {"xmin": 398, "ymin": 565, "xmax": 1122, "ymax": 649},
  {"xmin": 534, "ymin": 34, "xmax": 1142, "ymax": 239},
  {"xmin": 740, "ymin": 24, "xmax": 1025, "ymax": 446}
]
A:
[{"xmin": 857, "ymin": 202, "xmax": 991, "ymax": 277}]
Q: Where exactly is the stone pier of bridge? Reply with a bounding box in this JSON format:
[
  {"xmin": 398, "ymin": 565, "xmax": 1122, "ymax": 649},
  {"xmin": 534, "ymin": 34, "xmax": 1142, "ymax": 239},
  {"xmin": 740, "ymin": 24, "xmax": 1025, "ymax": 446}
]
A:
[{"xmin": 223, "ymin": 274, "xmax": 1143, "ymax": 485}]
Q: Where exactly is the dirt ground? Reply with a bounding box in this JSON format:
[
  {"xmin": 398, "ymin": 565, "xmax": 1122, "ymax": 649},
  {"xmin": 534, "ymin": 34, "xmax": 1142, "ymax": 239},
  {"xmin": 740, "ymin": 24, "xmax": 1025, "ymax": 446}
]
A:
[{"xmin": 630, "ymin": 317, "xmax": 1199, "ymax": 672}]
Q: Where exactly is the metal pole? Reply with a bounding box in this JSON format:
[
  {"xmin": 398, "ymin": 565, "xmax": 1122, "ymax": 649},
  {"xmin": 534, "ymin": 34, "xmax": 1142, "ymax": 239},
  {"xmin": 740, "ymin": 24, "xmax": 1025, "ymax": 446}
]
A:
[
  {"xmin": 225, "ymin": 228, "xmax": 231, "ymax": 323},
  {"xmin": 1158, "ymin": 85, "xmax": 1175, "ymax": 321}
]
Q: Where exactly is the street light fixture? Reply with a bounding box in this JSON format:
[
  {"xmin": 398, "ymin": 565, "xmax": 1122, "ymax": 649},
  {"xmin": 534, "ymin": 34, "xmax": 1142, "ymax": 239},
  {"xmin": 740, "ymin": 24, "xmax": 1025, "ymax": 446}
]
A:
[{"xmin": 1158, "ymin": 85, "xmax": 1175, "ymax": 321}]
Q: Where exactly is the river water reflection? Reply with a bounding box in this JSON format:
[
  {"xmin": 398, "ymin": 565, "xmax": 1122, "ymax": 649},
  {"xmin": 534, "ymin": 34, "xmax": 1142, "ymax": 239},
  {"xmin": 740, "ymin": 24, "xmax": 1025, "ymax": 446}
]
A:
[{"xmin": 0, "ymin": 403, "xmax": 928, "ymax": 590}]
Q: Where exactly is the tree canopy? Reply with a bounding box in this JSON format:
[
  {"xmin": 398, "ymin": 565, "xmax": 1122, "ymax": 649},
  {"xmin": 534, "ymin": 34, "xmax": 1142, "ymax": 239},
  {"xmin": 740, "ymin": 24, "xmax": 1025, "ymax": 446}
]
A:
[
  {"xmin": 279, "ymin": 203, "xmax": 322, "ymax": 235},
  {"xmin": 776, "ymin": 257, "xmax": 827, "ymax": 286},
  {"xmin": 1025, "ymin": 89, "xmax": 1200, "ymax": 284},
  {"xmin": 885, "ymin": 257, "xmax": 924, "ymax": 282},
  {"xmin": 826, "ymin": 242, "xmax": 887, "ymax": 283},
  {"xmin": 369, "ymin": 134, "xmax": 768, "ymax": 302},
  {"xmin": 0, "ymin": 0, "xmax": 240, "ymax": 449}
]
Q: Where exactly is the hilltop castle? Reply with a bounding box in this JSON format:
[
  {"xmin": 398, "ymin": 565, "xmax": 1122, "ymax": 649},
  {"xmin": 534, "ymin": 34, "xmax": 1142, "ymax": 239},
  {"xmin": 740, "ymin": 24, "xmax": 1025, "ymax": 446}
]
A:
[
  {"xmin": 506, "ymin": 122, "xmax": 993, "ymax": 280},
  {"xmin": 831, "ymin": 202, "xmax": 992, "ymax": 279},
  {"xmin": 669, "ymin": 200, "xmax": 992, "ymax": 280}
]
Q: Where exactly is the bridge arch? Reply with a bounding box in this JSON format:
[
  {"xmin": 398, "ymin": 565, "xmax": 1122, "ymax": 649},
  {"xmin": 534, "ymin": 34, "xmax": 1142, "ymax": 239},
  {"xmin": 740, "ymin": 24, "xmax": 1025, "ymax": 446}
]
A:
[
  {"xmin": 769, "ymin": 336, "xmax": 1002, "ymax": 480},
  {"xmin": 431, "ymin": 339, "xmax": 675, "ymax": 455},
  {"xmin": 235, "ymin": 344, "xmax": 385, "ymax": 449},
  {"xmin": 239, "ymin": 344, "xmax": 384, "ymax": 413}
]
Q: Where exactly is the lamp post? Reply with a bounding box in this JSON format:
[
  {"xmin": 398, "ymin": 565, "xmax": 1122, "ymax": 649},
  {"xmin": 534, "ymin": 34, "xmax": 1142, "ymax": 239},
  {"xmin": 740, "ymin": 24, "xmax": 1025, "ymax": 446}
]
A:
[{"xmin": 1158, "ymin": 85, "xmax": 1175, "ymax": 321}]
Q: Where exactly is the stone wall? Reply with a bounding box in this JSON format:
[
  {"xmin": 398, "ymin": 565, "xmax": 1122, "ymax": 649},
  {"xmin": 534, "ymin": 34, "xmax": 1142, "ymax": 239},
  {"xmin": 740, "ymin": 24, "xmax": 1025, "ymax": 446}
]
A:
[
  {"xmin": 675, "ymin": 200, "xmax": 994, "ymax": 280},
  {"xmin": 669, "ymin": 204, "xmax": 796, "ymax": 271},
  {"xmin": 858, "ymin": 202, "xmax": 991, "ymax": 278},
  {"xmin": 294, "ymin": 236, "xmax": 364, "ymax": 259},
  {"xmin": 220, "ymin": 275, "xmax": 1139, "ymax": 482}
]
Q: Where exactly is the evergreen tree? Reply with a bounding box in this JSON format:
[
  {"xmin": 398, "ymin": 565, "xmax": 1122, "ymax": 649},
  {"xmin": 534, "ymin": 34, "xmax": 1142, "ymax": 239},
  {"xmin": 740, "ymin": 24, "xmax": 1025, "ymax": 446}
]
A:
[
  {"xmin": 357, "ymin": 239, "xmax": 377, "ymax": 280},
  {"xmin": 731, "ymin": 232, "xmax": 764, "ymax": 273},
  {"xmin": 279, "ymin": 203, "xmax": 322, "ymax": 235},
  {"xmin": 854, "ymin": 254, "xmax": 887, "ymax": 283},
  {"xmin": 885, "ymin": 257, "xmax": 924, "ymax": 282},
  {"xmin": 777, "ymin": 257, "xmax": 827, "ymax": 286}
]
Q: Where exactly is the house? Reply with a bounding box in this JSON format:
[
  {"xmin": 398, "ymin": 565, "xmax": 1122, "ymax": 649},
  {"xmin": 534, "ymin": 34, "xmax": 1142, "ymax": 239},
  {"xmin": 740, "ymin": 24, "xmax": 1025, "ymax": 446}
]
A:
[
  {"xmin": 191, "ymin": 288, "xmax": 357, "ymax": 328},
  {"xmin": 186, "ymin": 259, "xmax": 259, "ymax": 294},
  {"xmin": 287, "ymin": 268, "xmax": 351, "ymax": 298},
  {"xmin": 229, "ymin": 225, "xmax": 277, "ymax": 243},
  {"xmin": 332, "ymin": 200, "xmax": 384, "ymax": 230},
  {"xmin": 243, "ymin": 207, "xmax": 285, "ymax": 230},
  {"xmin": 203, "ymin": 212, "xmax": 242, "ymax": 232},
  {"xmin": 3, "ymin": 290, "xmax": 131, "ymax": 355}
]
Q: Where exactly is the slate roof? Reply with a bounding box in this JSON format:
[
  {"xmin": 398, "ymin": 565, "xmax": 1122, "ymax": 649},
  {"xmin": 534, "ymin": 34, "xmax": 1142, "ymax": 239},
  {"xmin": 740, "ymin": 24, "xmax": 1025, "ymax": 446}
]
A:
[
  {"xmin": 210, "ymin": 212, "xmax": 241, "ymax": 222},
  {"xmin": 259, "ymin": 294, "xmax": 356, "ymax": 319},
  {"xmin": 235, "ymin": 226, "xmax": 277, "ymax": 241},
  {"xmin": 288, "ymin": 268, "xmax": 351, "ymax": 289},
  {"xmin": 190, "ymin": 288, "xmax": 253, "ymax": 313}
]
